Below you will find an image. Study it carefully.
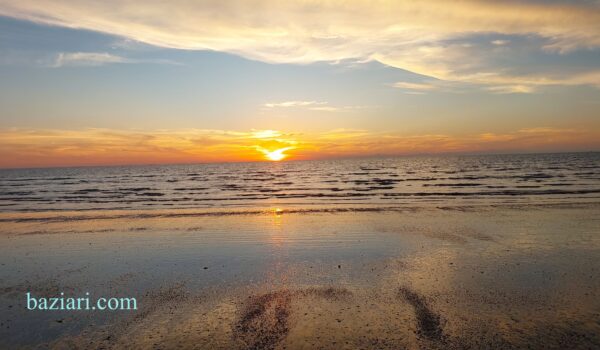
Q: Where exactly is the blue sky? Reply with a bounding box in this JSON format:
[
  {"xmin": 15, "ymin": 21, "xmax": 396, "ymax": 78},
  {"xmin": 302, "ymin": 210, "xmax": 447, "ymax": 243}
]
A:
[{"xmin": 0, "ymin": 1, "xmax": 599, "ymax": 167}]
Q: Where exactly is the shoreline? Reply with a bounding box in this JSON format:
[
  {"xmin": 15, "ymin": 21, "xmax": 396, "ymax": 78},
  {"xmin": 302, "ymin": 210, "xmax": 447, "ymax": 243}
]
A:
[
  {"xmin": 1, "ymin": 205, "xmax": 599, "ymax": 348},
  {"xmin": 1, "ymin": 200, "xmax": 600, "ymax": 224}
]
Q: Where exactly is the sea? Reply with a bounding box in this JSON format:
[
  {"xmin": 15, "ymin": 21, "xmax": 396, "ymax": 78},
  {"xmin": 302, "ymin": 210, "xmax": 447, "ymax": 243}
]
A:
[
  {"xmin": 1, "ymin": 152, "xmax": 599, "ymax": 213},
  {"xmin": 1, "ymin": 152, "xmax": 600, "ymax": 348}
]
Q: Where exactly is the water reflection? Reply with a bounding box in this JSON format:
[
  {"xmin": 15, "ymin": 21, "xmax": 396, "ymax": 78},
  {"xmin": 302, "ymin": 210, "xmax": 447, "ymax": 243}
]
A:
[
  {"xmin": 0, "ymin": 206, "xmax": 599, "ymax": 348},
  {"xmin": 269, "ymin": 208, "xmax": 285, "ymax": 246},
  {"xmin": 2, "ymin": 153, "xmax": 599, "ymax": 212}
]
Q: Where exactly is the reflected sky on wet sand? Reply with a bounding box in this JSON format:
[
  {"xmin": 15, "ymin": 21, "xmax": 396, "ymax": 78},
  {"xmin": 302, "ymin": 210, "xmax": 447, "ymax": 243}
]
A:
[{"xmin": 1, "ymin": 204, "xmax": 599, "ymax": 348}]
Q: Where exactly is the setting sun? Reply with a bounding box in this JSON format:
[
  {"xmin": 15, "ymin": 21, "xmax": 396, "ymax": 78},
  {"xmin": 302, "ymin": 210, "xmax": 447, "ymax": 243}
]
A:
[
  {"xmin": 263, "ymin": 147, "xmax": 293, "ymax": 161},
  {"xmin": 1, "ymin": 1, "xmax": 600, "ymax": 348}
]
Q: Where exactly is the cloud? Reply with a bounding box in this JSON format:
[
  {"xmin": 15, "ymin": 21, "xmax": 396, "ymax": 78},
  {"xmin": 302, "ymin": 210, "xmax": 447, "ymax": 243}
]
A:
[
  {"xmin": 484, "ymin": 85, "xmax": 536, "ymax": 94},
  {"xmin": 307, "ymin": 127, "xmax": 599, "ymax": 158},
  {"xmin": 1, "ymin": 126, "xmax": 597, "ymax": 168},
  {"xmin": 0, "ymin": 128, "xmax": 298, "ymax": 167},
  {"xmin": 263, "ymin": 101, "xmax": 326, "ymax": 108},
  {"xmin": 49, "ymin": 51, "xmax": 182, "ymax": 67},
  {"xmin": 263, "ymin": 100, "xmax": 368, "ymax": 112},
  {"xmin": 473, "ymin": 69, "xmax": 600, "ymax": 93},
  {"xmin": 1, "ymin": 1, "xmax": 599, "ymax": 91},
  {"xmin": 392, "ymin": 81, "xmax": 447, "ymax": 94},
  {"xmin": 392, "ymin": 82, "xmax": 438, "ymax": 91},
  {"xmin": 391, "ymin": 79, "xmax": 473, "ymax": 94},
  {"xmin": 251, "ymin": 129, "xmax": 282, "ymax": 139},
  {"xmin": 308, "ymin": 106, "xmax": 340, "ymax": 112},
  {"xmin": 491, "ymin": 40, "xmax": 510, "ymax": 46},
  {"xmin": 51, "ymin": 52, "xmax": 130, "ymax": 67},
  {"xmin": 263, "ymin": 100, "xmax": 335, "ymax": 111}
]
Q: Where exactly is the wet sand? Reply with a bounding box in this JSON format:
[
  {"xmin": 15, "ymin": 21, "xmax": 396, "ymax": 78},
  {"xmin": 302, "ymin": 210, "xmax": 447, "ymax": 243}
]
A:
[{"xmin": 1, "ymin": 203, "xmax": 600, "ymax": 349}]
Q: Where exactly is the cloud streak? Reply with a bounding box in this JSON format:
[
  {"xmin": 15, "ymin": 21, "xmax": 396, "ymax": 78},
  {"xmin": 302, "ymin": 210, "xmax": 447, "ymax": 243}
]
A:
[
  {"xmin": 263, "ymin": 101, "xmax": 326, "ymax": 108},
  {"xmin": 0, "ymin": 127, "xmax": 597, "ymax": 168},
  {"xmin": 1, "ymin": 1, "xmax": 599, "ymax": 91},
  {"xmin": 263, "ymin": 100, "xmax": 369, "ymax": 112},
  {"xmin": 51, "ymin": 52, "xmax": 130, "ymax": 67},
  {"xmin": 48, "ymin": 52, "xmax": 182, "ymax": 67}
]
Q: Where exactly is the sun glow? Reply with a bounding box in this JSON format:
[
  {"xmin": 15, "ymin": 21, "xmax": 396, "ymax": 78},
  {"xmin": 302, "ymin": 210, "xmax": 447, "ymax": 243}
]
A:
[
  {"xmin": 1, "ymin": 127, "xmax": 598, "ymax": 168},
  {"xmin": 263, "ymin": 147, "xmax": 293, "ymax": 161}
]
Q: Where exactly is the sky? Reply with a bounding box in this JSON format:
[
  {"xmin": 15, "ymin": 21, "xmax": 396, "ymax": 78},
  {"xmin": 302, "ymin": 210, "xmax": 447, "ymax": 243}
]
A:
[{"xmin": 0, "ymin": 0, "xmax": 599, "ymax": 168}]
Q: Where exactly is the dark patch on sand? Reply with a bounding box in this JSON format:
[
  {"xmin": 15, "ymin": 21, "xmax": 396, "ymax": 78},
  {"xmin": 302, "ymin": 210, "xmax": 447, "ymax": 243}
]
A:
[
  {"xmin": 107, "ymin": 272, "xmax": 137, "ymax": 289},
  {"xmin": 0, "ymin": 278, "xmax": 70, "ymax": 298},
  {"xmin": 235, "ymin": 290, "xmax": 292, "ymax": 350},
  {"xmin": 18, "ymin": 228, "xmax": 116, "ymax": 236},
  {"xmin": 132, "ymin": 283, "xmax": 189, "ymax": 323},
  {"xmin": 299, "ymin": 286, "xmax": 353, "ymax": 300},
  {"xmin": 185, "ymin": 226, "xmax": 205, "ymax": 232},
  {"xmin": 398, "ymin": 287, "xmax": 445, "ymax": 342},
  {"xmin": 127, "ymin": 227, "xmax": 148, "ymax": 232},
  {"xmin": 234, "ymin": 287, "xmax": 353, "ymax": 349}
]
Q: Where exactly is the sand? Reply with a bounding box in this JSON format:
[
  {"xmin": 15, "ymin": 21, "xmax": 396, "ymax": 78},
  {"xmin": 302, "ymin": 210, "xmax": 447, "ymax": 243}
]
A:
[{"xmin": 1, "ymin": 203, "xmax": 599, "ymax": 349}]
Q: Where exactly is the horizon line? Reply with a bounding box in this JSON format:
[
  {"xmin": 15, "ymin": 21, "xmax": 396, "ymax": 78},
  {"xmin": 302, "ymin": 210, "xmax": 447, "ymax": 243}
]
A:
[{"xmin": 1, "ymin": 149, "xmax": 598, "ymax": 171}]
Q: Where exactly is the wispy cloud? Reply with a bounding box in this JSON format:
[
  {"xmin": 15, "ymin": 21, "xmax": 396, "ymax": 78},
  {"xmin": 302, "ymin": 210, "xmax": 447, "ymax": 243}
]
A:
[
  {"xmin": 1, "ymin": 1, "xmax": 599, "ymax": 91},
  {"xmin": 4, "ymin": 1, "xmax": 598, "ymax": 52},
  {"xmin": 264, "ymin": 100, "xmax": 336, "ymax": 111},
  {"xmin": 394, "ymin": 67, "xmax": 600, "ymax": 94},
  {"xmin": 51, "ymin": 52, "xmax": 130, "ymax": 67},
  {"xmin": 1, "ymin": 126, "xmax": 597, "ymax": 168},
  {"xmin": 49, "ymin": 52, "xmax": 182, "ymax": 68},
  {"xmin": 308, "ymin": 106, "xmax": 340, "ymax": 112},
  {"xmin": 392, "ymin": 82, "xmax": 439, "ymax": 91},
  {"xmin": 391, "ymin": 80, "xmax": 471, "ymax": 94},
  {"xmin": 251, "ymin": 129, "xmax": 282, "ymax": 139},
  {"xmin": 392, "ymin": 81, "xmax": 446, "ymax": 94},
  {"xmin": 491, "ymin": 40, "xmax": 510, "ymax": 46},
  {"xmin": 263, "ymin": 101, "xmax": 326, "ymax": 108},
  {"xmin": 470, "ymin": 70, "xmax": 600, "ymax": 93},
  {"xmin": 484, "ymin": 85, "xmax": 536, "ymax": 94},
  {"xmin": 263, "ymin": 100, "xmax": 369, "ymax": 112}
]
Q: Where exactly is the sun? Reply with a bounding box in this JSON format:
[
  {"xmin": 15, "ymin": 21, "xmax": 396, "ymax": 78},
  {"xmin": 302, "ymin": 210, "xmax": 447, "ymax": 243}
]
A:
[{"xmin": 263, "ymin": 147, "xmax": 293, "ymax": 161}]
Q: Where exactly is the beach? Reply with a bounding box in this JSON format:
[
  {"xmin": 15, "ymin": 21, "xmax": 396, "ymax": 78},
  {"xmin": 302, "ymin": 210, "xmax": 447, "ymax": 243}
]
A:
[
  {"xmin": 2, "ymin": 1, "xmax": 600, "ymax": 347},
  {"xmin": 1, "ymin": 154, "xmax": 600, "ymax": 349},
  {"xmin": 1, "ymin": 203, "xmax": 599, "ymax": 349}
]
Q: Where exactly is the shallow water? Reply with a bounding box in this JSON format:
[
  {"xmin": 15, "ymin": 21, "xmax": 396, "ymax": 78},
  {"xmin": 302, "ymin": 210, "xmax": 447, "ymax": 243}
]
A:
[{"xmin": 1, "ymin": 204, "xmax": 599, "ymax": 348}]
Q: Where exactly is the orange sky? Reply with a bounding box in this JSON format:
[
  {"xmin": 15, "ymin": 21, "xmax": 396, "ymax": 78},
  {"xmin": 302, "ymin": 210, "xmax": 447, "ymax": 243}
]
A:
[
  {"xmin": 1, "ymin": 1, "xmax": 599, "ymax": 168},
  {"xmin": 1, "ymin": 127, "xmax": 598, "ymax": 168}
]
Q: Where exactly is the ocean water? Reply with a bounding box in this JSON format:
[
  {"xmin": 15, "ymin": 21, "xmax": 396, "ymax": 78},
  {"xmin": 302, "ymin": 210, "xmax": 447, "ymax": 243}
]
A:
[
  {"xmin": 1, "ymin": 152, "xmax": 599, "ymax": 212},
  {"xmin": 1, "ymin": 153, "xmax": 600, "ymax": 348}
]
